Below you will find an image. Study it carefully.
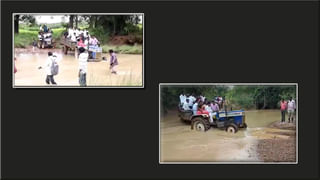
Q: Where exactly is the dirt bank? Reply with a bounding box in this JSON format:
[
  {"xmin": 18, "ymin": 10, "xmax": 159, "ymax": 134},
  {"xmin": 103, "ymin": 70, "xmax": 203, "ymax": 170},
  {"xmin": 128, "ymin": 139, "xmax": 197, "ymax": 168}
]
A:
[{"xmin": 256, "ymin": 121, "xmax": 296, "ymax": 162}]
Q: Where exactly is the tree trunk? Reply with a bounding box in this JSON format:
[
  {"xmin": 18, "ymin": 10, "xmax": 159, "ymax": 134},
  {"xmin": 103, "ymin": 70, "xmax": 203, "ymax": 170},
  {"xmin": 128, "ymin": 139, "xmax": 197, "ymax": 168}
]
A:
[
  {"xmin": 69, "ymin": 15, "xmax": 74, "ymax": 28},
  {"xmin": 14, "ymin": 15, "xmax": 20, "ymax": 33},
  {"xmin": 75, "ymin": 15, "xmax": 78, "ymax": 29}
]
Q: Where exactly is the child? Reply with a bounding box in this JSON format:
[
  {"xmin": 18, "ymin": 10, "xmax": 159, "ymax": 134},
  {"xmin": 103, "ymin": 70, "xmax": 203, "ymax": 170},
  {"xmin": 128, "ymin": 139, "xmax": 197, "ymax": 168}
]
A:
[
  {"xmin": 78, "ymin": 47, "xmax": 89, "ymax": 86},
  {"xmin": 32, "ymin": 39, "xmax": 37, "ymax": 52},
  {"xmin": 109, "ymin": 49, "xmax": 118, "ymax": 74}
]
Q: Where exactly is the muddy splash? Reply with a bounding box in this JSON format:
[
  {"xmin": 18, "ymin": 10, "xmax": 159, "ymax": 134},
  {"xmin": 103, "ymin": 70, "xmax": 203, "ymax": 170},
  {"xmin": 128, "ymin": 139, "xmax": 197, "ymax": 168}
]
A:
[{"xmin": 160, "ymin": 110, "xmax": 296, "ymax": 163}]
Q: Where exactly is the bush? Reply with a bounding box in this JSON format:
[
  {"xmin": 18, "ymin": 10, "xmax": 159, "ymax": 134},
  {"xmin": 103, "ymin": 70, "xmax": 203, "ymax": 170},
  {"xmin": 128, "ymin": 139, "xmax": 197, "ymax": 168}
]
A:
[
  {"xmin": 88, "ymin": 26, "xmax": 109, "ymax": 44},
  {"xmin": 101, "ymin": 44, "xmax": 142, "ymax": 54}
]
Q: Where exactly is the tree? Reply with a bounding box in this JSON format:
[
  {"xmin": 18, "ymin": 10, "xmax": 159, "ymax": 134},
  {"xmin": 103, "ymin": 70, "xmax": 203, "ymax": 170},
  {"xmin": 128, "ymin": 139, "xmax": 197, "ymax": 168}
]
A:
[
  {"xmin": 69, "ymin": 15, "xmax": 74, "ymax": 28},
  {"xmin": 75, "ymin": 15, "xmax": 78, "ymax": 29},
  {"xmin": 14, "ymin": 15, "xmax": 36, "ymax": 34},
  {"xmin": 14, "ymin": 15, "xmax": 20, "ymax": 33}
]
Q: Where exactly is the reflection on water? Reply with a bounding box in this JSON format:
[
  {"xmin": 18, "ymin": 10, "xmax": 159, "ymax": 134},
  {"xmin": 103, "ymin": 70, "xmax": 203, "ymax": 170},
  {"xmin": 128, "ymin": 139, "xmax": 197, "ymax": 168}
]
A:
[
  {"xmin": 14, "ymin": 51, "xmax": 143, "ymax": 86},
  {"xmin": 160, "ymin": 110, "xmax": 295, "ymax": 162}
]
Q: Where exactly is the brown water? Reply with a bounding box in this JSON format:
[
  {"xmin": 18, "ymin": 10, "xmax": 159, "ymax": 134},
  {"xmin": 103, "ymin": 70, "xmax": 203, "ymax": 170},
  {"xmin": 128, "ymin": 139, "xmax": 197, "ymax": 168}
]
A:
[
  {"xmin": 14, "ymin": 50, "xmax": 143, "ymax": 87},
  {"xmin": 160, "ymin": 110, "xmax": 296, "ymax": 163}
]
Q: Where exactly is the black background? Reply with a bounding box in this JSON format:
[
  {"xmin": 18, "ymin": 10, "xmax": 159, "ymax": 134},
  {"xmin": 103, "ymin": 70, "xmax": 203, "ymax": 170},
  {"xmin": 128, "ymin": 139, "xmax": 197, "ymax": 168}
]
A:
[{"xmin": 1, "ymin": 1, "xmax": 319, "ymax": 179}]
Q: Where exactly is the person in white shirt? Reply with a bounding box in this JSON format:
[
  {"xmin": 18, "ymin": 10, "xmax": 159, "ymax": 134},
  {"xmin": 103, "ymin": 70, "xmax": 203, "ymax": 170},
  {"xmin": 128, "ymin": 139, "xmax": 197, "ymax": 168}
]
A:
[
  {"xmin": 200, "ymin": 94, "xmax": 205, "ymax": 102},
  {"xmin": 38, "ymin": 52, "xmax": 58, "ymax": 85},
  {"xmin": 205, "ymin": 102, "xmax": 214, "ymax": 123},
  {"xmin": 179, "ymin": 93, "xmax": 186, "ymax": 105},
  {"xmin": 71, "ymin": 33, "xmax": 77, "ymax": 42},
  {"xmin": 78, "ymin": 47, "xmax": 89, "ymax": 86},
  {"xmin": 192, "ymin": 99, "xmax": 200, "ymax": 115},
  {"xmin": 68, "ymin": 28, "xmax": 74, "ymax": 39},
  {"xmin": 183, "ymin": 99, "xmax": 191, "ymax": 111},
  {"xmin": 287, "ymin": 97, "xmax": 296, "ymax": 123},
  {"xmin": 75, "ymin": 28, "xmax": 79, "ymax": 37},
  {"xmin": 190, "ymin": 94, "xmax": 196, "ymax": 104}
]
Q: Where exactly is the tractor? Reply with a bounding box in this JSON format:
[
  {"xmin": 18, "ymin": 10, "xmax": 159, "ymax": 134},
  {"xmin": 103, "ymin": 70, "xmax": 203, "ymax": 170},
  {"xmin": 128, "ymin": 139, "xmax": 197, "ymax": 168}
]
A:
[{"xmin": 178, "ymin": 106, "xmax": 247, "ymax": 133}]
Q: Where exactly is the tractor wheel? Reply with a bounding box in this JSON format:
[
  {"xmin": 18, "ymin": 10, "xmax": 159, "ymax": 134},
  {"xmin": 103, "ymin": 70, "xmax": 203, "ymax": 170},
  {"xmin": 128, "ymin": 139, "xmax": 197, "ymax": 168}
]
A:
[
  {"xmin": 243, "ymin": 123, "xmax": 248, "ymax": 128},
  {"xmin": 226, "ymin": 123, "xmax": 238, "ymax": 133},
  {"xmin": 191, "ymin": 117, "xmax": 210, "ymax": 132}
]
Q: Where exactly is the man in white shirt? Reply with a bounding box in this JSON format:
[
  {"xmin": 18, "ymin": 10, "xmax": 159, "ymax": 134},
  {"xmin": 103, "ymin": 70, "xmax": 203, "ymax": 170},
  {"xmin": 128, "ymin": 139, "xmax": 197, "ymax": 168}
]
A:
[
  {"xmin": 287, "ymin": 97, "xmax": 296, "ymax": 123},
  {"xmin": 192, "ymin": 101, "xmax": 199, "ymax": 115},
  {"xmin": 38, "ymin": 52, "xmax": 59, "ymax": 85},
  {"xmin": 78, "ymin": 47, "xmax": 89, "ymax": 86},
  {"xmin": 200, "ymin": 94, "xmax": 205, "ymax": 102},
  {"xmin": 179, "ymin": 93, "xmax": 186, "ymax": 105},
  {"xmin": 189, "ymin": 94, "xmax": 196, "ymax": 104},
  {"xmin": 205, "ymin": 102, "xmax": 214, "ymax": 123},
  {"xmin": 183, "ymin": 99, "xmax": 191, "ymax": 111},
  {"xmin": 71, "ymin": 33, "xmax": 77, "ymax": 42},
  {"xmin": 187, "ymin": 97, "xmax": 194, "ymax": 109}
]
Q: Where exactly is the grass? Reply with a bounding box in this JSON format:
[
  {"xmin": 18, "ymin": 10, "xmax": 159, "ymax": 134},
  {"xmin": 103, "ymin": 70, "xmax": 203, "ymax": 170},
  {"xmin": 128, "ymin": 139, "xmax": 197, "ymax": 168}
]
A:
[
  {"xmin": 14, "ymin": 28, "xmax": 65, "ymax": 48},
  {"xmin": 101, "ymin": 44, "xmax": 142, "ymax": 54}
]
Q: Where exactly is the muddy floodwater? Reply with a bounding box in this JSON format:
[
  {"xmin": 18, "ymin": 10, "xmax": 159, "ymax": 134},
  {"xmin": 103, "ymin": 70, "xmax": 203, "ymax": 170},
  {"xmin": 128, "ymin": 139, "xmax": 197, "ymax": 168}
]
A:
[
  {"xmin": 160, "ymin": 110, "xmax": 297, "ymax": 163},
  {"xmin": 14, "ymin": 50, "xmax": 143, "ymax": 87}
]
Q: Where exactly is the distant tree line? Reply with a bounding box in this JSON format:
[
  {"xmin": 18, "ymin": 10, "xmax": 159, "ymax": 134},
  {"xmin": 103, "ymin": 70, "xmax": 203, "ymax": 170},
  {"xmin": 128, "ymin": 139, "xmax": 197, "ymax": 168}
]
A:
[
  {"xmin": 161, "ymin": 85, "xmax": 296, "ymax": 113},
  {"xmin": 14, "ymin": 15, "xmax": 141, "ymax": 34}
]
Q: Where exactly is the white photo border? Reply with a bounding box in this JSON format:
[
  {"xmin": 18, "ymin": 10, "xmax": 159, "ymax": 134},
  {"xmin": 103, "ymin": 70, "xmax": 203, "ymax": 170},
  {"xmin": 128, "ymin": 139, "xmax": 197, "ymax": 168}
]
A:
[
  {"xmin": 159, "ymin": 83, "xmax": 298, "ymax": 164},
  {"xmin": 12, "ymin": 13, "xmax": 145, "ymax": 88}
]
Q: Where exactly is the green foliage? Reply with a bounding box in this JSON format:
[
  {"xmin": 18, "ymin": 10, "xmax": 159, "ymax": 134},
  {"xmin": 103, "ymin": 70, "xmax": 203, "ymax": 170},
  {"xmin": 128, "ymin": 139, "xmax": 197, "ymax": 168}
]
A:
[
  {"xmin": 88, "ymin": 26, "xmax": 109, "ymax": 44},
  {"xmin": 101, "ymin": 44, "xmax": 142, "ymax": 54},
  {"xmin": 14, "ymin": 28, "xmax": 65, "ymax": 48},
  {"xmin": 161, "ymin": 85, "xmax": 296, "ymax": 111},
  {"xmin": 14, "ymin": 30, "xmax": 37, "ymax": 48}
]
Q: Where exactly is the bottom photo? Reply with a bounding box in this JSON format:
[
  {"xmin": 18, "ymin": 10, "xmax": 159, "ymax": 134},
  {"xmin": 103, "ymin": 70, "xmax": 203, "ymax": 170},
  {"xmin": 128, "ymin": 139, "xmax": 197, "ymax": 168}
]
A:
[{"xmin": 159, "ymin": 83, "xmax": 297, "ymax": 164}]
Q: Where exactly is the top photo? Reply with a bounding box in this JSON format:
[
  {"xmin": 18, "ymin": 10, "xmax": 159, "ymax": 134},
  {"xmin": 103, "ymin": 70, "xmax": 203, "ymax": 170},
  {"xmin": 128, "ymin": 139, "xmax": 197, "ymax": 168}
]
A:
[{"xmin": 13, "ymin": 13, "xmax": 144, "ymax": 88}]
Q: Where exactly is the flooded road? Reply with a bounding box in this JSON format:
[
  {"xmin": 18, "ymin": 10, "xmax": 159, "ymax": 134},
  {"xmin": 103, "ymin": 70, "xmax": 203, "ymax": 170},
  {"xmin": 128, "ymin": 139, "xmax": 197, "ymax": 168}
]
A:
[
  {"xmin": 160, "ymin": 110, "xmax": 296, "ymax": 163},
  {"xmin": 14, "ymin": 50, "xmax": 143, "ymax": 87}
]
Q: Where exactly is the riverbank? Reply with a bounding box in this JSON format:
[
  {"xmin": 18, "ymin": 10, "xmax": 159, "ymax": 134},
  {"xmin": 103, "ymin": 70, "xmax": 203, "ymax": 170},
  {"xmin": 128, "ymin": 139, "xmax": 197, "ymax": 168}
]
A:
[
  {"xmin": 256, "ymin": 121, "xmax": 296, "ymax": 162},
  {"xmin": 14, "ymin": 29, "xmax": 142, "ymax": 54}
]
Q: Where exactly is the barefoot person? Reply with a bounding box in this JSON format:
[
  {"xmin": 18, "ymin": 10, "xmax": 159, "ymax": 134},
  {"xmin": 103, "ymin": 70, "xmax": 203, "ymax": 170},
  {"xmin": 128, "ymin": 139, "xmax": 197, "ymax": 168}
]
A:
[
  {"xmin": 78, "ymin": 47, "xmax": 89, "ymax": 87},
  {"xmin": 280, "ymin": 99, "xmax": 287, "ymax": 124},
  {"xmin": 109, "ymin": 49, "xmax": 118, "ymax": 74},
  {"xmin": 287, "ymin": 97, "xmax": 296, "ymax": 123}
]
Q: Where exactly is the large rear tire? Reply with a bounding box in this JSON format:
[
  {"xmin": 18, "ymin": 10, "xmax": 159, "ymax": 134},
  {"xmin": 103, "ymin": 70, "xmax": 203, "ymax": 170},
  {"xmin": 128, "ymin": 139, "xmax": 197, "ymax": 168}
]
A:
[
  {"xmin": 243, "ymin": 123, "xmax": 247, "ymax": 128},
  {"xmin": 226, "ymin": 123, "xmax": 238, "ymax": 133},
  {"xmin": 191, "ymin": 117, "xmax": 210, "ymax": 132}
]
